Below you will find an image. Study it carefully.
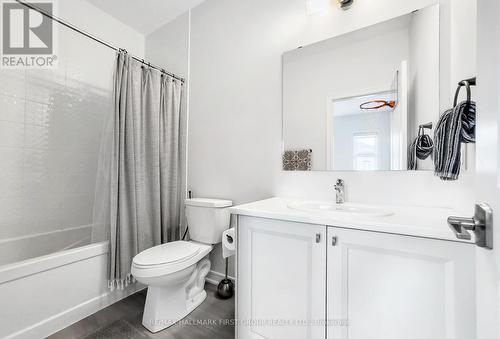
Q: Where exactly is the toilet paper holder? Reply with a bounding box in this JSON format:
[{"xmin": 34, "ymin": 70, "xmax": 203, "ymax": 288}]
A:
[{"xmin": 222, "ymin": 228, "xmax": 236, "ymax": 259}]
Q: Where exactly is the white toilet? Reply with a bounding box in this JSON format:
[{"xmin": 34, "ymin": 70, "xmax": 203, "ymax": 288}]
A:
[{"xmin": 131, "ymin": 198, "xmax": 232, "ymax": 333}]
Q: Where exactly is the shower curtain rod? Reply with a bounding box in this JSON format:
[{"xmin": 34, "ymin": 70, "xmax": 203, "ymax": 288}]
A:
[{"xmin": 14, "ymin": 0, "xmax": 185, "ymax": 83}]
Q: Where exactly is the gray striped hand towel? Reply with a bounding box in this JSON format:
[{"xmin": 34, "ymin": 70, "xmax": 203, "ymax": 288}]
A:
[{"xmin": 434, "ymin": 101, "xmax": 476, "ymax": 180}]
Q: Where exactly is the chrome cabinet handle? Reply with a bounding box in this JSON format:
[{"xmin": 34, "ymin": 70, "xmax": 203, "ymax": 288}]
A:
[{"xmin": 332, "ymin": 236, "xmax": 337, "ymax": 246}]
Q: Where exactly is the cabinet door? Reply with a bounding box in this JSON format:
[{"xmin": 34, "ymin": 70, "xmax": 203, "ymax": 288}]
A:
[
  {"xmin": 327, "ymin": 227, "xmax": 475, "ymax": 339},
  {"xmin": 237, "ymin": 216, "xmax": 326, "ymax": 339}
]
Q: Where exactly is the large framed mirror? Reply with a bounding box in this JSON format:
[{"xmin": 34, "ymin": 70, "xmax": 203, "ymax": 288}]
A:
[{"xmin": 282, "ymin": 4, "xmax": 440, "ymax": 171}]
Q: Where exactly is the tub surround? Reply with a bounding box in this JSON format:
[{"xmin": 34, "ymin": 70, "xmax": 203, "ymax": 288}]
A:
[
  {"xmin": 230, "ymin": 197, "xmax": 472, "ymax": 243},
  {"xmin": 0, "ymin": 225, "xmax": 93, "ymax": 267}
]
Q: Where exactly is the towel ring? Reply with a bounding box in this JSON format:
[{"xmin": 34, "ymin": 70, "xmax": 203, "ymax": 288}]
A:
[{"xmin": 454, "ymin": 77, "xmax": 476, "ymax": 107}]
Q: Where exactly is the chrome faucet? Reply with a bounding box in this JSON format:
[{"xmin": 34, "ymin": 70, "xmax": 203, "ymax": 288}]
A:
[{"xmin": 334, "ymin": 179, "xmax": 345, "ymax": 204}]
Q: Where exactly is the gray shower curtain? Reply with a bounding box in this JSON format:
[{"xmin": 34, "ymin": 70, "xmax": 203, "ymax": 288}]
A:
[{"xmin": 95, "ymin": 51, "xmax": 185, "ymax": 289}]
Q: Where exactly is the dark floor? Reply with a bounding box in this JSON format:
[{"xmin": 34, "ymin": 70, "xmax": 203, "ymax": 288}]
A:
[{"xmin": 48, "ymin": 284, "xmax": 235, "ymax": 339}]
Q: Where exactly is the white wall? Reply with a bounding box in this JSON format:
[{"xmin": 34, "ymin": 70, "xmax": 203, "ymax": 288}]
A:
[
  {"xmin": 56, "ymin": 0, "xmax": 144, "ymax": 57},
  {"xmin": 146, "ymin": 13, "xmax": 190, "ymax": 78},
  {"xmin": 408, "ymin": 5, "xmax": 440, "ymax": 170},
  {"xmin": 185, "ymin": 0, "xmax": 477, "ymax": 277},
  {"xmin": 475, "ymin": 1, "xmax": 500, "ymax": 338}
]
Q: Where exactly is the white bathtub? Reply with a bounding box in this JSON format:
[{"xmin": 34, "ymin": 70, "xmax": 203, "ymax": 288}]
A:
[
  {"xmin": 0, "ymin": 225, "xmax": 94, "ymax": 267},
  {"xmin": 0, "ymin": 240, "xmax": 143, "ymax": 339}
]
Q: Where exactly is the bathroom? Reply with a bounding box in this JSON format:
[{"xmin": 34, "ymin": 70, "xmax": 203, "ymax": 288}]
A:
[{"xmin": 0, "ymin": 0, "xmax": 499, "ymax": 338}]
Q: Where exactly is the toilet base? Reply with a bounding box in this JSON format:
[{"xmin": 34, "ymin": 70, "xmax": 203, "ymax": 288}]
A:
[{"xmin": 141, "ymin": 257, "xmax": 211, "ymax": 333}]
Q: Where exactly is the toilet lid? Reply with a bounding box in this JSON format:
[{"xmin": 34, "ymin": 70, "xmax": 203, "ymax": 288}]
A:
[{"xmin": 133, "ymin": 241, "xmax": 201, "ymax": 267}]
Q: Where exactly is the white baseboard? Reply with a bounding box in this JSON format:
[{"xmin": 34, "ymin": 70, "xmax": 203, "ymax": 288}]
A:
[
  {"xmin": 10, "ymin": 284, "xmax": 145, "ymax": 339},
  {"xmin": 206, "ymin": 270, "xmax": 235, "ymax": 286}
]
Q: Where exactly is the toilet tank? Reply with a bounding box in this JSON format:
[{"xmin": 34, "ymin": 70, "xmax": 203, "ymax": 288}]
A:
[{"xmin": 185, "ymin": 198, "xmax": 232, "ymax": 244}]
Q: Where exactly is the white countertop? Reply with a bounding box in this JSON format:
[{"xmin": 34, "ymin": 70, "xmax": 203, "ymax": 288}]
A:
[{"xmin": 230, "ymin": 197, "xmax": 474, "ymax": 244}]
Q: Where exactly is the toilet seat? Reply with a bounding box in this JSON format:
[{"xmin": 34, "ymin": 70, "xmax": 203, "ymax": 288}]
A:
[
  {"xmin": 131, "ymin": 241, "xmax": 212, "ymax": 279},
  {"xmin": 133, "ymin": 241, "xmax": 201, "ymax": 267}
]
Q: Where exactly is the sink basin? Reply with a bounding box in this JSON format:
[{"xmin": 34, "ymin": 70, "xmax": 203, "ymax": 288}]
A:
[{"xmin": 287, "ymin": 201, "xmax": 393, "ymax": 217}]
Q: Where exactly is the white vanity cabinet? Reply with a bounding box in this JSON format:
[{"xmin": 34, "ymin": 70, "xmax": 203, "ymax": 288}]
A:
[
  {"xmin": 236, "ymin": 215, "xmax": 476, "ymax": 339},
  {"xmin": 326, "ymin": 227, "xmax": 476, "ymax": 339},
  {"xmin": 237, "ymin": 216, "xmax": 327, "ymax": 339}
]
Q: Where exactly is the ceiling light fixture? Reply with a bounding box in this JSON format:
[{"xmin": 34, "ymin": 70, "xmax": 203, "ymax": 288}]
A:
[{"xmin": 339, "ymin": 0, "xmax": 354, "ymax": 10}]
